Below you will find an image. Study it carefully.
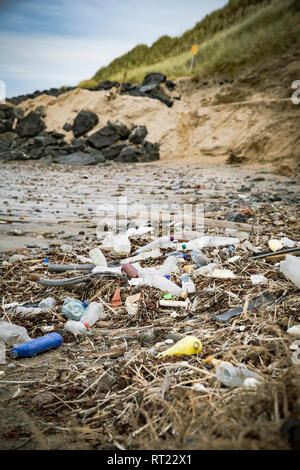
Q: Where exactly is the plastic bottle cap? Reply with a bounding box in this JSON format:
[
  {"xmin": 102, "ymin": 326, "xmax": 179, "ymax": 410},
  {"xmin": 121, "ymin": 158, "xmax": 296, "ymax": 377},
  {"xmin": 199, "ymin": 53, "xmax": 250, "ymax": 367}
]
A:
[
  {"xmin": 183, "ymin": 254, "xmax": 188, "ymax": 259},
  {"xmin": 82, "ymin": 301, "xmax": 89, "ymax": 308},
  {"xmin": 44, "ymin": 257, "xmax": 49, "ymax": 264},
  {"xmin": 164, "ymin": 275, "xmax": 171, "ymax": 279},
  {"xmin": 83, "ymin": 322, "xmax": 89, "ymax": 328},
  {"xmin": 229, "ymin": 246, "xmax": 235, "ymax": 251},
  {"xmin": 195, "ymin": 264, "xmax": 200, "ymax": 269},
  {"xmin": 170, "ymin": 236, "xmax": 174, "ymax": 241},
  {"xmin": 182, "ymin": 244, "xmax": 186, "ymax": 250}
]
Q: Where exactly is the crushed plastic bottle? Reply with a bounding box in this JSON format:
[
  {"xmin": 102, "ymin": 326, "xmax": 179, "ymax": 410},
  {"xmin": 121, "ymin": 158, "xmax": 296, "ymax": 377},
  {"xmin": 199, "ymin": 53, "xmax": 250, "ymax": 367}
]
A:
[
  {"xmin": 280, "ymin": 255, "xmax": 300, "ymax": 288},
  {"xmin": 65, "ymin": 320, "xmax": 88, "ymax": 335},
  {"xmin": 181, "ymin": 274, "xmax": 196, "ymax": 293},
  {"xmin": 158, "ymin": 336, "xmax": 202, "ymax": 358},
  {"xmin": 157, "ymin": 256, "xmax": 179, "ymax": 276},
  {"xmin": 0, "ymin": 321, "xmax": 31, "ymax": 346},
  {"xmin": 193, "ymin": 263, "xmax": 218, "ymax": 277},
  {"xmin": 186, "ymin": 236, "xmax": 239, "ymax": 251},
  {"xmin": 191, "ymin": 250, "xmax": 209, "ymax": 266},
  {"xmin": 38, "ymin": 297, "xmax": 57, "ymax": 312},
  {"xmin": 80, "ymin": 302, "xmax": 105, "ymax": 325},
  {"xmin": 206, "ymin": 356, "xmax": 263, "ymax": 388},
  {"xmin": 10, "ymin": 333, "xmax": 63, "ymax": 359},
  {"xmin": 133, "ymin": 236, "xmax": 174, "ymax": 255},
  {"xmin": 89, "ymin": 248, "xmax": 107, "ymax": 267},
  {"xmin": 61, "ymin": 298, "xmax": 88, "ymax": 321}
]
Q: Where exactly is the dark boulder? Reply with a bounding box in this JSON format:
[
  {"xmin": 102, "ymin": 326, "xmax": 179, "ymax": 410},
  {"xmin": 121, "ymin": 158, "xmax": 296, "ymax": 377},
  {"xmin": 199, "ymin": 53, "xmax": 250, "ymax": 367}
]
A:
[
  {"xmin": 72, "ymin": 110, "xmax": 99, "ymax": 137},
  {"xmin": 87, "ymin": 126, "xmax": 119, "ymax": 149},
  {"xmin": 129, "ymin": 125, "xmax": 148, "ymax": 144},
  {"xmin": 142, "ymin": 73, "xmax": 166, "ymax": 88},
  {"xmin": 141, "ymin": 141, "xmax": 160, "ymax": 162},
  {"xmin": 107, "ymin": 120, "xmax": 131, "ymax": 139},
  {"xmin": 33, "ymin": 135, "xmax": 56, "ymax": 147},
  {"xmin": 63, "ymin": 122, "xmax": 72, "ymax": 132},
  {"xmin": 115, "ymin": 146, "xmax": 141, "ymax": 163},
  {"xmin": 0, "ymin": 149, "xmax": 30, "ymax": 161},
  {"xmin": 70, "ymin": 138, "xmax": 86, "ymax": 152},
  {"xmin": 17, "ymin": 111, "xmax": 45, "ymax": 137},
  {"xmin": 91, "ymin": 80, "xmax": 119, "ymax": 91},
  {"xmin": 102, "ymin": 143, "xmax": 126, "ymax": 160},
  {"xmin": 0, "ymin": 119, "xmax": 13, "ymax": 133},
  {"xmin": 51, "ymin": 131, "xmax": 65, "ymax": 139},
  {"xmin": 0, "ymin": 104, "xmax": 14, "ymax": 120},
  {"xmin": 84, "ymin": 148, "xmax": 106, "ymax": 163},
  {"xmin": 165, "ymin": 80, "xmax": 176, "ymax": 90},
  {"xmin": 52, "ymin": 151, "xmax": 99, "ymax": 165}
]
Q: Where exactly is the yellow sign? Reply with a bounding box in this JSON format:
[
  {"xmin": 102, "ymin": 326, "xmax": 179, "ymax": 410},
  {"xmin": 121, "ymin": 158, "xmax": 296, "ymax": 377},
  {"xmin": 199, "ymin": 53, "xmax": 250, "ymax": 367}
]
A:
[{"xmin": 191, "ymin": 44, "xmax": 198, "ymax": 56}]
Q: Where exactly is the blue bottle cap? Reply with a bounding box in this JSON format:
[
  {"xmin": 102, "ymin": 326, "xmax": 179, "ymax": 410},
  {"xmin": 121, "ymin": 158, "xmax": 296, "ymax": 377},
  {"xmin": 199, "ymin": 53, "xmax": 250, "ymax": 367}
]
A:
[
  {"xmin": 183, "ymin": 254, "xmax": 188, "ymax": 259},
  {"xmin": 82, "ymin": 301, "xmax": 89, "ymax": 308},
  {"xmin": 44, "ymin": 257, "xmax": 49, "ymax": 264},
  {"xmin": 195, "ymin": 264, "xmax": 200, "ymax": 269},
  {"xmin": 164, "ymin": 275, "xmax": 171, "ymax": 279},
  {"xmin": 229, "ymin": 246, "xmax": 235, "ymax": 251}
]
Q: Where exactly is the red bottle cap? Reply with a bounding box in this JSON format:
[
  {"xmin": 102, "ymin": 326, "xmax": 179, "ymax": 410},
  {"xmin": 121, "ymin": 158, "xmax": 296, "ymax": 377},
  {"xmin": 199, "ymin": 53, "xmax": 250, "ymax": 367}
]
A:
[{"xmin": 83, "ymin": 322, "xmax": 89, "ymax": 328}]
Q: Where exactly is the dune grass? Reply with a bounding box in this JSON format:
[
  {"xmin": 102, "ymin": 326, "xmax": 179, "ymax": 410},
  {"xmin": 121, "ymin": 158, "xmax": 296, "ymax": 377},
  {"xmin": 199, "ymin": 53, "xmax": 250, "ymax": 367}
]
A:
[{"xmin": 79, "ymin": 0, "xmax": 300, "ymax": 88}]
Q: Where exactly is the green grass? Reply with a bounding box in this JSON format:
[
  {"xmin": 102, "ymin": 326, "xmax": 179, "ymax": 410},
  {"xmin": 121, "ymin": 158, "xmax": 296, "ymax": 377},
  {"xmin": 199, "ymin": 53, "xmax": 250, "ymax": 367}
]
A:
[{"xmin": 79, "ymin": 0, "xmax": 300, "ymax": 88}]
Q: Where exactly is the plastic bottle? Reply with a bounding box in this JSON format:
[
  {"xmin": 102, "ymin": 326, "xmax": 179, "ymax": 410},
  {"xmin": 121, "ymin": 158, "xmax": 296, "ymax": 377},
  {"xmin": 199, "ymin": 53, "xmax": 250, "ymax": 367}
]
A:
[
  {"xmin": 0, "ymin": 321, "xmax": 31, "ymax": 345},
  {"xmin": 181, "ymin": 274, "xmax": 196, "ymax": 293},
  {"xmin": 89, "ymin": 248, "xmax": 107, "ymax": 267},
  {"xmin": 193, "ymin": 263, "xmax": 218, "ymax": 277},
  {"xmin": 38, "ymin": 297, "xmax": 57, "ymax": 312},
  {"xmin": 15, "ymin": 306, "xmax": 42, "ymax": 316},
  {"xmin": 191, "ymin": 250, "xmax": 209, "ymax": 266},
  {"xmin": 100, "ymin": 232, "xmax": 115, "ymax": 249},
  {"xmin": 207, "ymin": 357, "xmax": 263, "ymax": 388},
  {"xmin": 10, "ymin": 333, "xmax": 63, "ymax": 359},
  {"xmin": 142, "ymin": 273, "xmax": 182, "ymax": 297},
  {"xmin": 186, "ymin": 236, "xmax": 239, "ymax": 250},
  {"xmin": 61, "ymin": 298, "xmax": 88, "ymax": 321},
  {"xmin": 65, "ymin": 320, "xmax": 88, "ymax": 335},
  {"xmin": 165, "ymin": 251, "xmax": 186, "ymax": 259},
  {"xmin": 121, "ymin": 263, "xmax": 139, "ymax": 279},
  {"xmin": 280, "ymin": 255, "xmax": 300, "ymax": 288},
  {"xmin": 133, "ymin": 236, "xmax": 174, "ymax": 255},
  {"xmin": 80, "ymin": 302, "xmax": 104, "ymax": 326},
  {"xmin": 112, "ymin": 234, "xmax": 131, "ymax": 255},
  {"xmin": 157, "ymin": 256, "xmax": 178, "ymax": 276}
]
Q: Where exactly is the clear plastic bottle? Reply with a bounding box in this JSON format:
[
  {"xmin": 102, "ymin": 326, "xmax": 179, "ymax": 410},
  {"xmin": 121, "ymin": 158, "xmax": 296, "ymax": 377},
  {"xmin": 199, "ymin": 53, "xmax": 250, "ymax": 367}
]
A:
[
  {"xmin": 191, "ymin": 250, "xmax": 209, "ymax": 266},
  {"xmin": 61, "ymin": 298, "xmax": 88, "ymax": 321},
  {"xmin": 181, "ymin": 274, "xmax": 196, "ymax": 293},
  {"xmin": 193, "ymin": 263, "xmax": 218, "ymax": 277},
  {"xmin": 209, "ymin": 357, "xmax": 262, "ymax": 388},
  {"xmin": 142, "ymin": 273, "xmax": 182, "ymax": 297},
  {"xmin": 0, "ymin": 321, "xmax": 31, "ymax": 346},
  {"xmin": 157, "ymin": 256, "xmax": 179, "ymax": 276},
  {"xmin": 186, "ymin": 236, "xmax": 239, "ymax": 250},
  {"xmin": 133, "ymin": 236, "xmax": 174, "ymax": 255},
  {"xmin": 38, "ymin": 297, "xmax": 57, "ymax": 312},
  {"xmin": 112, "ymin": 234, "xmax": 131, "ymax": 255},
  {"xmin": 65, "ymin": 320, "xmax": 88, "ymax": 335},
  {"xmin": 89, "ymin": 248, "xmax": 107, "ymax": 267},
  {"xmin": 80, "ymin": 302, "xmax": 104, "ymax": 326},
  {"xmin": 15, "ymin": 306, "xmax": 42, "ymax": 316}
]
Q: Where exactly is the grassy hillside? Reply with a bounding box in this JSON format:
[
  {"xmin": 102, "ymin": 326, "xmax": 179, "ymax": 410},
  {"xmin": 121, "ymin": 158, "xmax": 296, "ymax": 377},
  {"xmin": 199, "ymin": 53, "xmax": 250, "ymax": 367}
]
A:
[{"xmin": 80, "ymin": 0, "xmax": 300, "ymax": 88}]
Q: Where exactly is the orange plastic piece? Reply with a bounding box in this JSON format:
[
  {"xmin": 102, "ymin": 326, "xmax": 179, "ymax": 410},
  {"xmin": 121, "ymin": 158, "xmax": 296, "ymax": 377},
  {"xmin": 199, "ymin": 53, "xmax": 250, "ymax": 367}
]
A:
[{"xmin": 111, "ymin": 288, "xmax": 122, "ymax": 308}]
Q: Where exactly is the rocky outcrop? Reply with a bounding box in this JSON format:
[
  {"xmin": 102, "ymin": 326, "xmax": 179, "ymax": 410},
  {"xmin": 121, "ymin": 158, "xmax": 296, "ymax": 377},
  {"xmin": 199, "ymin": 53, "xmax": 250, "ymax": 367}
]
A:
[
  {"xmin": 72, "ymin": 110, "xmax": 99, "ymax": 137},
  {"xmin": 17, "ymin": 111, "xmax": 45, "ymax": 137}
]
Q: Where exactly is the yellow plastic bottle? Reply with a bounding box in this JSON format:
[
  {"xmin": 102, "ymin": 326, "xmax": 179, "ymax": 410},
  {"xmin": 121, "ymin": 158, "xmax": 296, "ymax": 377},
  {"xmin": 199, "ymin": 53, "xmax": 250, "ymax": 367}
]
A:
[{"xmin": 157, "ymin": 335, "xmax": 202, "ymax": 359}]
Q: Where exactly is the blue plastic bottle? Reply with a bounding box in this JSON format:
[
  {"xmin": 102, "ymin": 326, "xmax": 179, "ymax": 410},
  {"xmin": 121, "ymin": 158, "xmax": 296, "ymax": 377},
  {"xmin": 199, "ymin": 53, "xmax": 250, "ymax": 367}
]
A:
[
  {"xmin": 10, "ymin": 333, "xmax": 63, "ymax": 359},
  {"xmin": 61, "ymin": 298, "xmax": 89, "ymax": 321}
]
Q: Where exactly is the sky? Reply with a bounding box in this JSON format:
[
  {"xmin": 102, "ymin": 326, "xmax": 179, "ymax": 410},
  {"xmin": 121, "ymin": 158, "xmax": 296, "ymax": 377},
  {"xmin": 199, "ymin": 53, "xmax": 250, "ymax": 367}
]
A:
[{"xmin": 0, "ymin": 0, "xmax": 228, "ymax": 98}]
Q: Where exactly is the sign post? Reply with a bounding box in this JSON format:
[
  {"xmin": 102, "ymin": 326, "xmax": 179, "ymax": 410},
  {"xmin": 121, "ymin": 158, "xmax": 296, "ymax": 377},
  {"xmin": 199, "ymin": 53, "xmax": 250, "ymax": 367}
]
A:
[{"xmin": 190, "ymin": 45, "xmax": 198, "ymax": 70}]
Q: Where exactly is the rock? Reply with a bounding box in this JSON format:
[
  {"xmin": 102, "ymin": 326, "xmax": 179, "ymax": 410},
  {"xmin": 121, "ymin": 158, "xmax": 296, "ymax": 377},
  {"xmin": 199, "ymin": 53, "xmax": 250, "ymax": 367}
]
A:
[
  {"xmin": 115, "ymin": 146, "xmax": 141, "ymax": 163},
  {"xmin": 70, "ymin": 138, "xmax": 86, "ymax": 151},
  {"xmin": 141, "ymin": 72, "xmax": 166, "ymax": 88},
  {"xmin": 0, "ymin": 132, "xmax": 19, "ymax": 150},
  {"xmin": 17, "ymin": 112, "xmax": 45, "ymax": 137},
  {"xmin": 141, "ymin": 141, "xmax": 160, "ymax": 162},
  {"xmin": 72, "ymin": 110, "xmax": 99, "ymax": 137},
  {"xmin": 13, "ymin": 107, "xmax": 25, "ymax": 120},
  {"xmin": 35, "ymin": 105, "xmax": 46, "ymax": 117},
  {"xmin": 0, "ymin": 119, "xmax": 13, "ymax": 133},
  {"xmin": 52, "ymin": 151, "xmax": 99, "ymax": 165},
  {"xmin": 33, "ymin": 135, "xmax": 56, "ymax": 147},
  {"xmin": 87, "ymin": 126, "xmax": 119, "ymax": 149},
  {"xmin": 0, "ymin": 149, "xmax": 30, "ymax": 161},
  {"xmin": 102, "ymin": 143, "xmax": 126, "ymax": 160},
  {"xmin": 129, "ymin": 126, "xmax": 148, "ymax": 144},
  {"xmin": 84, "ymin": 148, "xmax": 106, "ymax": 163},
  {"xmin": 51, "ymin": 131, "xmax": 65, "ymax": 139},
  {"xmin": 107, "ymin": 120, "xmax": 131, "ymax": 139},
  {"xmin": 0, "ymin": 104, "xmax": 14, "ymax": 120},
  {"xmin": 32, "ymin": 392, "xmax": 55, "ymax": 408},
  {"xmin": 91, "ymin": 80, "xmax": 119, "ymax": 91},
  {"xmin": 40, "ymin": 155, "xmax": 53, "ymax": 164},
  {"xmin": 165, "ymin": 80, "xmax": 176, "ymax": 90},
  {"xmin": 227, "ymin": 212, "xmax": 247, "ymax": 223},
  {"xmin": 63, "ymin": 122, "xmax": 72, "ymax": 132}
]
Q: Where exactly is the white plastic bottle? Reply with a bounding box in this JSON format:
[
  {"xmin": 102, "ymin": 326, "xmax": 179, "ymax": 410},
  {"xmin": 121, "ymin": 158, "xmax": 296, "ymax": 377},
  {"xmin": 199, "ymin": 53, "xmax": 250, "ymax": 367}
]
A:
[
  {"xmin": 65, "ymin": 320, "xmax": 88, "ymax": 335},
  {"xmin": 80, "ymin": 302, "xmax": 105, "ymax": 326},
  {"xmin": 89, "ymin": 248, "xmax": 107, "ymax": 267},
  {"xmin": 181, "ymin": 274, "xmax": 196, "ymax": 293},
  {"xmin": 112, "ymin": 234, "xmax": 131, "ymax": 255},
  {"xmin": 280, "ymin": 255, "xmax": 300, "ymax": 288},
  {"xmin": 157, "ymin": 256, "xmax": 178, "ymax": 276},
  {"xmin": 133, "ymin": 236, "xmax": 174, "ymax": 255},
  {"xmin": 193, "ymin": 263, "xmax": 218, "ymax": 277},
  {"xmin": 191, "ymin": 250, "xmax": 209, "ymax": 267},
  {"xmin": 142, "ymin": 273, "xmax": 182, "ymax": 297},
  {"xmin": 38, "ymin": 297, "xmax": 57, "ymax": 311}
]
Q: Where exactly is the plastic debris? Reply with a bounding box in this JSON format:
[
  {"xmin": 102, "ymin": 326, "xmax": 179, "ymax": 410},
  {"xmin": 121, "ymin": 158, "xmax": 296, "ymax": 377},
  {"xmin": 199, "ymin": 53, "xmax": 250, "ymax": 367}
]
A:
[
  {"xmin": 157, "ymin": 335, "xmax": 202, "ymax": 358},
  {"xmin": 280, "ymin": 255, "xmax": 300, "ymax": 288},
  {"xmin": 287, "ymin": 326, "xmax": 300, "ymax": 338},
  {"xmin": 0, "ymin": 321, "xmax": 31, "ymax": 346},
  {"xmin": 268, "ymin": 239, "xmax": 283, "ymax": 252},
  {"xmin": 10, "ymin": 333, "xmax": 63, "ymax": 359},
  {"xmin": 111, "ymin": 289, "xmax": 122, "ymax": 308},
  {"xmin": 205, "ymin": 356, "xmax": 263, "ymax": 388},
  {"xmin": 250, "ymin": 274, "xmax": 268, "ymax": 285}
]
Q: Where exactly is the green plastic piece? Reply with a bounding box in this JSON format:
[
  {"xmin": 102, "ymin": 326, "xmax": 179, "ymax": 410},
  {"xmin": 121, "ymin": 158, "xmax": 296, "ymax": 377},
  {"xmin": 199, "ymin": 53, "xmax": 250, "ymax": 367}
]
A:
[{"xmin": 163, "ymin": 292, "xmax": 172, "ymax": 300}]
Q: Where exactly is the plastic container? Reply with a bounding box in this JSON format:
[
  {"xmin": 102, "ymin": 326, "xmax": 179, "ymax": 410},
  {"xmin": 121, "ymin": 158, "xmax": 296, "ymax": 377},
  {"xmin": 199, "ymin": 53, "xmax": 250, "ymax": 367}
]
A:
[
  {"xmin": 89, "ymin": 248, "xmax": 107, "ymax": 267},
  {"xmin": 38, "ymin": 297, "xmax": 57, "ymax": 312},
  {"xmin": 121, "ymin": 263, "xmax": 139, "ymax": 279},
  {"xmin": 191, "ymin": 250, "xmax": 209, "ymax": 266},
  {"xmin": 193, "ymin": 263, "xmax": 218, "ymax": 277},
  {"xmin": 133, "ymin": 236, "xmax": 174, "ymax": 255},
  {"xmin": 61, "ymin": 298, "xmax": 88, "ymax": 321},
  {"xmin": 15, "ymin": 306, "xmax": 42, "ymax": 316},
  {"xmin": 157, "ymin": 256, "xmax": 178, "ymax": 276},
  {"xmin": 0, "ymin": 321, "xmax": 31, "ymax": 346},
  {"xmin": 142, "ymin": 273, "xmax": 182, "ymax": 297},
  {"xmin": 181, "ymin": 274, "xmax": 196, "ymax": 293},
  {"xmin": 207, "ymin": 357, "xmax": 262, "ymax": 388},
  {"xmin": 10, "ymin": 333, "xmax": 63, "ymax": 359},
  {"xmin": 65, "ymin": 320, "xmax": 88, "ymax": 335},
  {"xmin": 280, "ymin": 255, "xmax": 300, "ymax": 288},
  {"xmin": 165, "ymin": 251, "xmax": 186, "ymax": 259},
  {"xmin": 80, "ymin": 302, "xmax": 104, "ymax": 326},
  {"xmin": 186, "ymin": 236, "xmax": 239, "ymax": 250},
  {"xmin": 112, "ymin": 234, "xmax": 131, "ymax": 255},
  {"xmin": 158, "ymin": 336, "xmax": 202, "ymax": 358}
]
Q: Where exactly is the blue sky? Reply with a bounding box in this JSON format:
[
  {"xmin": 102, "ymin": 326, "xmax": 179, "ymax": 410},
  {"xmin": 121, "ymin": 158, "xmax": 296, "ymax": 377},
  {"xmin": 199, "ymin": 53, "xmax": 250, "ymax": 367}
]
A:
[{"xmin": 0, "ymin": 0, "xmax": 227, "ymax": 98}]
